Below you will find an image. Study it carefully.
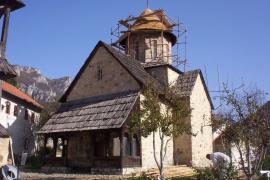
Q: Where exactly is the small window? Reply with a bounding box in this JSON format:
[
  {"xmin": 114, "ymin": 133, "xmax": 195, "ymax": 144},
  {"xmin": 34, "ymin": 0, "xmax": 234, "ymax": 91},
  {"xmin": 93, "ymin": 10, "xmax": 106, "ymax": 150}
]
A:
[
  {"xmin": 24, "ymin": 109, "xmax": 29, "ymax": 120},
  {"xmin": 5, "ymin": 101, "xmax": 10, "ymax": 114},
  {"xmin": 97, "ymin": 66, "xmax": 103, "ymax": 81},
  {"xmin": 31, "ymin": 112, "xmax": 35, "ymax": 123},
  {"xmin": 153, "ymin": 40, "xmax": 158, "ymax": 60},
  {"xmin": 14, "ymin": 105, "xmax": 19, "ymax": 117}
]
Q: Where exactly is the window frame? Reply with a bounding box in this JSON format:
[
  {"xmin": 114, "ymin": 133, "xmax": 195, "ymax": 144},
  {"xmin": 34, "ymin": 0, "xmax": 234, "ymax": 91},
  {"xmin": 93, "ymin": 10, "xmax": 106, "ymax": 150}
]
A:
[
  {"xmin": 14, "ymin": 105, "xmax": 19, "ymax": 117},
  {"xmin": 5, "ymin": 101, "xmax": 11, "ymax": 114}
]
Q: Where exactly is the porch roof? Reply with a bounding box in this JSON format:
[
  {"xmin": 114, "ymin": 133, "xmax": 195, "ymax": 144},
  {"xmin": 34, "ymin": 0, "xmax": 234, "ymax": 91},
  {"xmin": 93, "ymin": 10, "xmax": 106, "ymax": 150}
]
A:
[{"xmin": 38, "ymin": 91, "xmax": 139, "ymax": 134}]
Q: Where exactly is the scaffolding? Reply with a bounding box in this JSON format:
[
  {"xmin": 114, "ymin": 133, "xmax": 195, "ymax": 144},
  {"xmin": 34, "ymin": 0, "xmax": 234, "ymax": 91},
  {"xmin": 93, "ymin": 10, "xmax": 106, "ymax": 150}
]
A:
[{"xmin": 110, "ymin": 9, "xmax": 188, "ymax": 72}]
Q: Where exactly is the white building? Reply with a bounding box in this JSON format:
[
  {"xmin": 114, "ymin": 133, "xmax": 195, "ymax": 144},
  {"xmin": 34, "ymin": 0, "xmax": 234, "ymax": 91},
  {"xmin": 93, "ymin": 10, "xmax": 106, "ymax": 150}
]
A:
[{"xmin": 0, "ymin": 81, "xmax": 43, "ymax": 156}]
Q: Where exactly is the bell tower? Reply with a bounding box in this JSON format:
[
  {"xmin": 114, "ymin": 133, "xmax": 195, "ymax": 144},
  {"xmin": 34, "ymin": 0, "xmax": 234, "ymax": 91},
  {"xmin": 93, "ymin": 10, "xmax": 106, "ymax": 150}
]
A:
[{"xmin": 114, "ymin": 8, "xmax": 177, "ymax": 64}]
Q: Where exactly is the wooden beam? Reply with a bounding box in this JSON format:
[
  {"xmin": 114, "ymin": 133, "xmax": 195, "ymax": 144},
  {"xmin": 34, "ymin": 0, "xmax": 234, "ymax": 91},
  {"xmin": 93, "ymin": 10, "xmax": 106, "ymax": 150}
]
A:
[{"xmin": 0, "ymin": 7, "xmax": 11, "ymax": 58}]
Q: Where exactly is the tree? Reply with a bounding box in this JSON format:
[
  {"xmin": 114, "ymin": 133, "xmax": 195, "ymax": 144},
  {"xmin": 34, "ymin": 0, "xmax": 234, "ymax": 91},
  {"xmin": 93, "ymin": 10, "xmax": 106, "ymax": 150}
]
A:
[
  {"xmin": 131, "ymin": 81, "xmax": 192, "ymax": 180},
  {"xmin": 38, "ymin": 101, "xmax": 60, "ymax": 129},
  {"xmin": 6, "ymin": 77, "xmax": 18, "ymax": 87},
  {"xmin": 216, "ymin": 84, "xmax": 270, "ymax": 180}
]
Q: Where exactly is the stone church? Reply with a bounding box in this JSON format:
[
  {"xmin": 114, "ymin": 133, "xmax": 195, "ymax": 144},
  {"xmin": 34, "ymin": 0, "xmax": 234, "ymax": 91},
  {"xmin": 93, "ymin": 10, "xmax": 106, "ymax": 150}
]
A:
[{"xmin": 39, "ymin": 8, "xmax": 213, "ymax": 174}]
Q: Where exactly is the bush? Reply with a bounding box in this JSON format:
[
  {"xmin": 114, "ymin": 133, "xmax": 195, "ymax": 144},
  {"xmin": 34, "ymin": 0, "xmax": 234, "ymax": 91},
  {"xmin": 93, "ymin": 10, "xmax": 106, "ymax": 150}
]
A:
[
  {"xmin": 262, "ymin": 156, "xmax": 270, "ymax": 170},
  {"xmin": 258, "ymin": 156, "xmax": 270, "ymax": 180},
  {"xmin": 127, "ymin": 171, "xmax": 150, "ymax": 180},
  {"xmin": 24, "ymin": 155, "xmax": 43, "ymax": 169},
  {"xmin": 196, "ymin": 168, "xmax": 217, "ymax": 180},
  {"xmin": 24, "ymin": 147, "xmax": 52, "ymax": 169},
  {"xmin": 196, "ymin": 163, "xmax": 238, "ymax": 180}
]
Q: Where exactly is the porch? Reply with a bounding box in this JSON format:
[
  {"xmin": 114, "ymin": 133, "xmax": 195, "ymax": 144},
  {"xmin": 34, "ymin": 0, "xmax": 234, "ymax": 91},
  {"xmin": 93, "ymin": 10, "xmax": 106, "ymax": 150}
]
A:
[{"xmin": 42, "ymin": 129, "xmax": 141, "ymax": 170}]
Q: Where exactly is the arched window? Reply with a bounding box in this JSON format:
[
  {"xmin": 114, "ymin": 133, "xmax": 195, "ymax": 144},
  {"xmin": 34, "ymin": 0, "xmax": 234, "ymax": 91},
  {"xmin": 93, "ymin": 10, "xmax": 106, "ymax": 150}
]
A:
[
  {"xmin": 123, "ymin": 133, "xmax": 131, "ymax": 156},
  {"xmin": 111, "ymin": 132, "xmax": 120, "ymax": 156},
  {"xmin": 97, "ymin": 65, "xmax": 103, "ymax": 81},
  {"xmin": 56, "ymin": 138, "xmax": 63, "ymax": 157},
  {"xmin": 132, "ymin": 134, "xmax": 140, "ymax": 156},
  {"xmin": 5, "ymin": 101, "xmax": 10, "ymax": 114}
]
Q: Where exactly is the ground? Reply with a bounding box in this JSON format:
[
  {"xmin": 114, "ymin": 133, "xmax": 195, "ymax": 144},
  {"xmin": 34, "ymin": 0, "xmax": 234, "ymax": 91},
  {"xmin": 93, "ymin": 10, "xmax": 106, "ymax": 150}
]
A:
[{"xmin": 21, "ymin": 166, "xmax": 196, "ymax": 180}]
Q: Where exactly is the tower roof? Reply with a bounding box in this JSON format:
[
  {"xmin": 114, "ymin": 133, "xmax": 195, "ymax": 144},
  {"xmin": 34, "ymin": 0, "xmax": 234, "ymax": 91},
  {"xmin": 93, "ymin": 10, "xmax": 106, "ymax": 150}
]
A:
[
  {"xmin": 131, "ymin": 8, "xmax": 174, "ymax": 31},
  {"xmin": 116, "ymin": 8, "xmax": 177, "ymax": 46}
]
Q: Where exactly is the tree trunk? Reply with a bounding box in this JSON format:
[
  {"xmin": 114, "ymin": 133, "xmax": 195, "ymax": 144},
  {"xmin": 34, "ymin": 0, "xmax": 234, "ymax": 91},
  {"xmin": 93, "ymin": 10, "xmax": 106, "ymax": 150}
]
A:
[
  {"xmin": 159, "ymin": 134, "xmax": 165, "ymax": 180},
  {"xmin": 247, "ymin": 175, "xmax": 253, "ymax": 180},
  {"xmin": 158, "ymin": 168, "xmax": 165, "ymax": 180},
  {"xmin": 153, "ymin": 132, "xmax": 160, "ymax": 170}
]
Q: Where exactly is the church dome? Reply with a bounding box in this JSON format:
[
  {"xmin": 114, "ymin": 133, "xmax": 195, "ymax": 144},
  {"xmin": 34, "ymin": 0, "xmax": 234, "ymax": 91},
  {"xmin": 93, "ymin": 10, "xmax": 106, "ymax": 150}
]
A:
[
  {"xmin": 116, "ymin": 8, "xmax": 177, "ymax": 46},
  {"xmin": 130, "ymin": 8, "xmax": 173, "ymax": 31}
]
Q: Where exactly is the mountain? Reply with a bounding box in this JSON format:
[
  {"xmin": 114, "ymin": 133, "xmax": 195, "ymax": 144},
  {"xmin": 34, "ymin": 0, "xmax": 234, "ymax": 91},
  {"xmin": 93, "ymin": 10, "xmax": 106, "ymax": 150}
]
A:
[{"xmin": 13, "ymin": 65, "xmax": 72, "ymax": 103}]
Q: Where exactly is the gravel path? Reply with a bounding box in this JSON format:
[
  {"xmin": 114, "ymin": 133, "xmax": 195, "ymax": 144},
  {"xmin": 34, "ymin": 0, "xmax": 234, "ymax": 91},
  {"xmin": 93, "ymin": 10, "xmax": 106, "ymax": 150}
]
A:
[
  {"xmin": 21, "ymin": 166, "xmax": 196, "ymax": 179},
  {"xmin": 21, "ymin": 172, "xmax": 127, "ymax": 180}
]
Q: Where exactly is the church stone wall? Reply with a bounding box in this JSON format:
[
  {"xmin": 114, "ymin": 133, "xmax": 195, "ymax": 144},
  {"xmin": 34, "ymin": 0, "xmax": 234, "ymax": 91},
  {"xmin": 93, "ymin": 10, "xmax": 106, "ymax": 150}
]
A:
[
  {"xmin": 67, "ymin": 46, "xmax": 140, "ymax": 101},
  {"xmin": 190, "ymin": 75, "xmax": 213, "ymax": 167},
  {"xmin": 128, "ymin": 32, "xmax": 172, "ymax": 64},
  {"xmin": 174, "ymin": 133, "xmax": 192, "ymax": 165},
  {"xmin": 145, "ymin": 66, "xmax": 168, "ymax": 85}
]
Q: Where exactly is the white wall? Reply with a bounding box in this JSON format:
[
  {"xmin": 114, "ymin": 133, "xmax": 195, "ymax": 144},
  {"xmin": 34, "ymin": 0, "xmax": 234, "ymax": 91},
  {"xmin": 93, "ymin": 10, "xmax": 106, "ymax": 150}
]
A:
[
  {"xmin": 190, "ymin": 75, "xmax": 213, "ymax": 167},
  {"xmin": 0, "ymin": 97, "xmax": 40, "ymax": 155}
]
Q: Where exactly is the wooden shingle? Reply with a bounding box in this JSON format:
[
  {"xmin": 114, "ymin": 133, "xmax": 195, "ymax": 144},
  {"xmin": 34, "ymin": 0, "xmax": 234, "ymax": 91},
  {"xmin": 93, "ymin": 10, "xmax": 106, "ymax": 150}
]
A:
[{"xmin": 39, "ymin": 91, "xmax": 139, "ymax": 133}]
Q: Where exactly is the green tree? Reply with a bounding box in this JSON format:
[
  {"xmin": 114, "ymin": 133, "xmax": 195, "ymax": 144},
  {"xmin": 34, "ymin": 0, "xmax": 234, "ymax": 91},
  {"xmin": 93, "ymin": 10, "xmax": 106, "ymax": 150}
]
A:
[
  {"xmin": 217, "ymin": 85, "xmax": 270, "ymax": 180},
  {"xmin": 6, "ymin": 77, "xmax": 18, "ymax": 87},
  {"xmin": 37, "ymin": 100, "xmax": 60, "ymax": 129},
  {"xmin": 132, "ymin": 81, "xmax": 192, "ymax": 180}
]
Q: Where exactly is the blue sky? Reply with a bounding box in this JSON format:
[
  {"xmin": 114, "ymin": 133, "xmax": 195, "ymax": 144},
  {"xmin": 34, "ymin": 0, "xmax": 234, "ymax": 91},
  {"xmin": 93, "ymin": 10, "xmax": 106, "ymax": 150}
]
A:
[{"xmin": 5, "ymin": 0, "xmax": 270, "ymax": 106}]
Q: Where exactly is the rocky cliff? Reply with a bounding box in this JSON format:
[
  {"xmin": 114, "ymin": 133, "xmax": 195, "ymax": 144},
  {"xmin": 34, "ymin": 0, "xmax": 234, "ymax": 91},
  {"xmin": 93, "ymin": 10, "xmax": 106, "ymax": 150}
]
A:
[{"xmin": 13, "ymin": 65, "xmax": 72, "ymax": 103}]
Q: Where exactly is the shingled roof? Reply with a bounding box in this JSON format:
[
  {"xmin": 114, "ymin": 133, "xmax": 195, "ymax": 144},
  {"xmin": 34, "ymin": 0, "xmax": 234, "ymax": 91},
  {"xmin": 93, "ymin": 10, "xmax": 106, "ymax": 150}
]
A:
[
  {"xmin": 174, "ymin": 70, "xmax": 200, "ymax": 97},
  {"xmin": 174, "ymin": 69, "xmax": 214, "ymax": 109},
  {"xmin": 60, "ymin": 41, "xmax": 162, "ymax": 102},
  {"xmin": 39, "ymin": 91, "xmax": 139, "ymax": 133},
  {"xmin": 0, "ymin": 124, "xmax": 9, "ymax": 138},
  {"xmin": 102, "ymin": 43, "xmax": 162, "ymax": 89},
  {"xmin": 0, "ymin": 57, "xmax": 17, "ymax": 79}
]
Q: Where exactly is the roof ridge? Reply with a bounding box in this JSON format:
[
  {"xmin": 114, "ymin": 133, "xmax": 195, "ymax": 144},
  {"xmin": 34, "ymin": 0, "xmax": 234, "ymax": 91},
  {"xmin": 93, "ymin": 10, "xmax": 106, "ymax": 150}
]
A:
[{"xmin": 62, "ymin": 90, "xmax": 139, "ymax": 107}]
